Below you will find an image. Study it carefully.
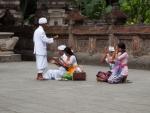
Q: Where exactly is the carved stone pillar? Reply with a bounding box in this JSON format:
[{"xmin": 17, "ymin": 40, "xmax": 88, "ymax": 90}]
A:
[
  {"xmin": 88, "ymin": 37, "xmax": 97, "ymax": 55},
  {"xmin": 108, "ymin": 33, "xmax": 118, "ymax": 47},
  {"xmin": 131, "ymin": 35, "xmax": 143, "ymax": 57},
  {"xmin": 68, "ymin": 19, "xmax": 74, "ymax": 49}
]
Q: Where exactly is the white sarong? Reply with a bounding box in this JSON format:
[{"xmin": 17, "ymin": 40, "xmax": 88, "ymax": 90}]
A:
[{"xmin": 36, "ymin": 55, "xmax": 48, "ymax": 73}]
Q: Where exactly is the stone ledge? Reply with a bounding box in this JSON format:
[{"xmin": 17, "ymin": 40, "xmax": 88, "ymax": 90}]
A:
[
  {"xmin": 76, "ymin": 53, "xmax": 150, "ymax": 70},
  {"xmin": 0, "ymin": 54, "xmax": 21, "ymax": 62},
  {"xmin": 15, "ymin": 51, "xmax": 150, "ymax": 70}
]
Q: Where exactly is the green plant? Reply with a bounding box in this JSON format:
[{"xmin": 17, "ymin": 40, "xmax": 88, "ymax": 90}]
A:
[
  {"xmin": 119, "ymin": 0, "xmax": 150, "ymax": 24},
  {"xmin": 20, "ymin": 0, "xmax": 37, "ymax": 24},
  {"xmin": 72, "ymin": 0, "xmax": 106, "ymax": 19}
]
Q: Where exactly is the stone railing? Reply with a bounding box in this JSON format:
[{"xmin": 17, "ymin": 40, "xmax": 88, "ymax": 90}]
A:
[
  {"xmin": 0, "ymin": 25, "xmax": 150, "ymax": 68},
  {"xmin": 46, "ymin": 25, "xmax": 150, "ymax": 57},
  {"xmin": 45, "ymin": 25, "xmax": 150, "ymax": 69}
]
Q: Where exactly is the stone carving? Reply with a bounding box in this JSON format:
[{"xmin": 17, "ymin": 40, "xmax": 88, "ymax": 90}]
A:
[
  {"xmin": 88, "ymin": 37, "xmax": 97, "ymax": 55},
  {"xmin": 0, "ymin": 0, "xmax": 22, "ymax": 26},
  {"xmin": 0, "ymin": 37, "xmax": 19, "ymax": 51},
  {"xmin": 0, "ymin": 9, "xmax": 15, "ymax": 26},
  {"xmin": 0, "ymin": 32, "xmax": 19, "ymax": 54},
  {"xmin": 36, "ymin": 0, "xmax": 69, "ymax": 26}
]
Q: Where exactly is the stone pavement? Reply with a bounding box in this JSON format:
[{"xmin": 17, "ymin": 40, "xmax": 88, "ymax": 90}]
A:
[{"xmin": 0, "ymin": 62, "xmax": 150, "ymax": 113}]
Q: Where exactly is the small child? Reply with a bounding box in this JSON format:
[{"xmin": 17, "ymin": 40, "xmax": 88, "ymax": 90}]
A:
[{"xmin": 101, "ymin": 46, "xmax": 115, "ymax": 70}]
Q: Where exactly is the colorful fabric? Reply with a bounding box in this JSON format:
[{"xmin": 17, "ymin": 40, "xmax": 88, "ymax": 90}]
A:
[
  {"xmin": 62, "ymin": 66, "xmax": 77, "ymax": 80},
  {"xmin": 63, "ymin": 73, "xmax": 73, "ymax": 80},
  {"xmin": 67, "ymin": 66, "xmax": 77, "ymax": 74},
  {"xmin": 108, "ymin": 52, "xmax": 128, "ymax": 84},
  {"xmin": 108, "ymin": 75, "xmax": 125, "ymax": 84},
  {"xmin": 111, "ymin": 60, "xmax": 122, "ymax": 76}
]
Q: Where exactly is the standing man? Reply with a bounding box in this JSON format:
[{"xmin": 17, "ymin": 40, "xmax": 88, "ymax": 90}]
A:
[{"xmin": 33, "ymin": 17, "xmax": 57, "ymax": 80}]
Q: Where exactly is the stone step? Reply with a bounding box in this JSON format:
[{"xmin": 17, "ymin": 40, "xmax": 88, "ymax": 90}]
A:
[{"xmin": 0, "ymin": 54, "xmax": 21, "ymax": 62}]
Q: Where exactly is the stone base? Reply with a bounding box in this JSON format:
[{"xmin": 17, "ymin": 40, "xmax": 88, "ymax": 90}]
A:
[
  {"xmin": 0, "ymin": 54, "xmax": 21, "ymax": 62},
  {"xmin": 76, "ymin": 53, "xmax": 150, "ymax": 70}
]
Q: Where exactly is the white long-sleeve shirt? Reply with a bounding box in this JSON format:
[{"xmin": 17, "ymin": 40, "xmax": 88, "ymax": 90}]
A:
[{"xmin": 33, "ymin": 26, "xmax": 54, "ymax": 55}]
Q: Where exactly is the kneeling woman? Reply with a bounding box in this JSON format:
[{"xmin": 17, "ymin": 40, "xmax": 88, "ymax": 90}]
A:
[
  {"xmin": 43, "ymin": 47, "xmax": 81, "ymax": 80},
  {"xmin": 108, "ymin": 42, "xmax": 128, "ymax": 84},
  {"xmin": 62, "ymin": 47, "xmax": 82, "ymax": 80}
]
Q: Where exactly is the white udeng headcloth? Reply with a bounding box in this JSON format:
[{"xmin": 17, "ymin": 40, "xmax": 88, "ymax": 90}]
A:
[
  {"xmin": 57, "ymin": 45, "xmax": 66, "ymax": 51},
  {"xmin": 108, "ymin": 46, "xmax": 115, "ymax": 52},
  {"xmin": 38, "ymin": 17, "xmax": 47, "ymax": 24}
]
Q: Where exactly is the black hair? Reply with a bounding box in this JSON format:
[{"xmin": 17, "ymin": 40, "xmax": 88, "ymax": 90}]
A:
[
  {"xmin": 64, "ymin": 47, "xmax": 74, "ymax": 56},
  {"xmin": 64, "ymin": 47, "xmax": 79, "ymax": 64},
  {"xmin": 118, "ymin": 42, "xmax": 126, "ymax": 53}
]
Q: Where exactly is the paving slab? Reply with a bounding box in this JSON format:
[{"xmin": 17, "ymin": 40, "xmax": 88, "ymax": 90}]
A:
[{"xmin": 0, "ymin": 62, "xmax": 150, "ymax": 113}]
